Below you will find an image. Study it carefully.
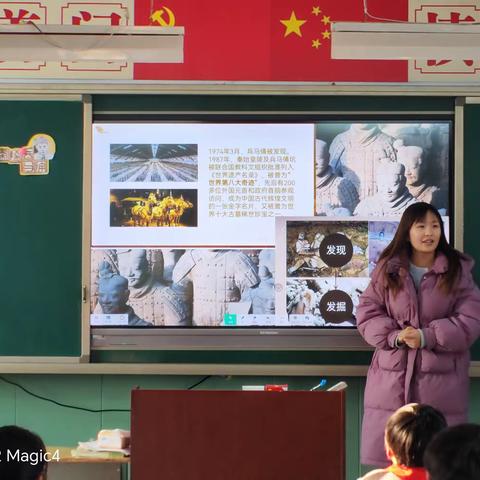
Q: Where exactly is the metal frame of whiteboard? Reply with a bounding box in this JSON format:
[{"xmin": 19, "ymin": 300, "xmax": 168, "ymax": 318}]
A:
[
  {"xmin": 89, "ymin": 105, "xmax": 461, "ymax": 352},
  {"xmin": 81, "ymin": 94, "xmax": 93, "ymax": 362},
  {"xmin": 92, "ymin": 327, "xmax": 369, "ymax": 350}
]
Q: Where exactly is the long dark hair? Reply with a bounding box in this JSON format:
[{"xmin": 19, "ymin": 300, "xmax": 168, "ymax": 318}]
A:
[{"xmin": 378, "ymin": 202, "xmax": 461, "ymax": 295}]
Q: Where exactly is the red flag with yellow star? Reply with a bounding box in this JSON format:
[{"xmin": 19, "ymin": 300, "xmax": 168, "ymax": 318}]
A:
[
  {"xmin": 271, "ymin": 0, "xmax": 407, "ymax": 81},
  {"xmin": 134, "ymin": 0, "xmax": 408, "ymax": 82}
]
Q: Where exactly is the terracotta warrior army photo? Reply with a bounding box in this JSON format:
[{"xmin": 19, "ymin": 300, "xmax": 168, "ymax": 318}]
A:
[
  {"xmin": 315, "ymin": 122, "xmax": 450, "ymax": 217},
  {"xmin": 91, "ymin": 248, "xmax": 276, "ymax": 327}
]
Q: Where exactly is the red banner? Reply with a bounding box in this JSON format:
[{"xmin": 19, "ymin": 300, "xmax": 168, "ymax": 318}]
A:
[
  {"xmin": 134, "ymin": 0, "xmax": 409, "ymax": 82},
  {"xmin": 0, "ymin": 0, "xmax": 475, "ymax": 82}
]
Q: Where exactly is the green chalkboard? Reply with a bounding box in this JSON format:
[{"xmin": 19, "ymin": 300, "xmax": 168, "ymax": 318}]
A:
[
  {"xmin": 0, "ymin": 100, "xmax": 83, "ymax": 357},
  {"xmin": 91, "ymin": 94, "xmax": 479, "ymax": 365}
]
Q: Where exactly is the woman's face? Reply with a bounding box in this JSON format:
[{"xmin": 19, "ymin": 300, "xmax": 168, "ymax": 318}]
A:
[{"xmin": 408, "ymin": 211, "xmax": 441, "ymax": 255}]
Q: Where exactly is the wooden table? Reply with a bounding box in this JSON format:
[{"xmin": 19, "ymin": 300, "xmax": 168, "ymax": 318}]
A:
[{"xmin": 47, "ymin": 447, "xmax": 129, "ymax": 480}]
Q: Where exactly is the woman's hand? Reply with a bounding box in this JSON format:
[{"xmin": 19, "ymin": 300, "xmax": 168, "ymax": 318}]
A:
[{"xmin": 398, "ymin": 326, "xmax": 422, "ymax": 349}]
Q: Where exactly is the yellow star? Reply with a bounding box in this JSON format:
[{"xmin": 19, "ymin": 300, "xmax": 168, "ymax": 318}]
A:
[
  {"xmin": 312, "ymin": 6, "xmax": 321, "ymax": 16},
  {"xmin": 322, "ymin": 30, "xmax": 331, "ymax": 39},
  {"xmin": 321, "ymin": 15, "xmax": 331, "ymax": 25},
  {"xmin": 312, "ymin": 39, "xmax": 321, "ymax": 49},
  {"xmin": 280, "ymin": 11, "xmax": 307, "ymax": 37}
]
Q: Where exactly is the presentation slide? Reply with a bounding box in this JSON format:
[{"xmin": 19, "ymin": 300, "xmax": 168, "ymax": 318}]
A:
[
  {"xmin": 92, "ymin": 123, "xmax": 315, "ymax": 247},
  {"xmin": 275, "ymin": 217, "xmax": 449, "ymax": 328}
]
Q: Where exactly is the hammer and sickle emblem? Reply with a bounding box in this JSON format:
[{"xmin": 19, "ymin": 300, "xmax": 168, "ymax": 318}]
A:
[{"xmin": 150, "ymin": 6, "xmax": 175, "ymax": 26}]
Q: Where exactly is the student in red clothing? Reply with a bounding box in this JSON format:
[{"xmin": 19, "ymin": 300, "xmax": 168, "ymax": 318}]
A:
[{"xmin": 358, "ymin": 403, "xmax": 446, "ymax": 480}]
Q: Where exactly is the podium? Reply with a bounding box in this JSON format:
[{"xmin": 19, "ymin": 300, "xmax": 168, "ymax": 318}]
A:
[{"xmin": 131, "ymin": 389, "xmax": 345, "ymax": 480}]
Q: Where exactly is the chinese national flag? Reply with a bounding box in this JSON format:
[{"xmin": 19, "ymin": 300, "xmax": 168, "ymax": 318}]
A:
[{"xmin": 134, "ymin": 0, "xmax": 408, "ymax": 82}]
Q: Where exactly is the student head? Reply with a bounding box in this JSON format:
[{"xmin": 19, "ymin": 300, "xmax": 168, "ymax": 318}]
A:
[
  {"xmin": 378, "ymin": 202, "xmax": 461, "ymax": 295},
  {"xmin": 384, "ymin": 403, "xmax": 446, "ymax": 468},
  {"xmin": 0, "ymin": 425, "xmax": 47, "ymax": 479},
  {"xmin": 424, "ymin": 423, "xmax": 480, "ymax": 480}
]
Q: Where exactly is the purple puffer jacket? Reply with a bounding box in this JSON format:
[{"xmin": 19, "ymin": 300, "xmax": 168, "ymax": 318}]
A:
[{"xmin": 356, "ymin": 252, "xmax": 480, "ymax": 467}]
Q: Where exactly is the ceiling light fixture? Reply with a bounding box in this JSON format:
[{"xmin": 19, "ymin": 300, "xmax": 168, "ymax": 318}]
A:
[
  {"xmin": 331, "ymin": 22, "xmax": 480, "ymax": 60},
  {"xmin": 0, "ymin": 23, "xmax": 184, "ymax": 62}
]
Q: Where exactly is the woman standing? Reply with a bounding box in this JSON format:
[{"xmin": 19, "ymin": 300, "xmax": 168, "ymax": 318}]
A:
[{"xmin": 357, "ymin": 202, "xmax": 480, "ymax": 467}]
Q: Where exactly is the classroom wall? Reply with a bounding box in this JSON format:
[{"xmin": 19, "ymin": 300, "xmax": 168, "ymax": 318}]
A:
[
  {"xmin": 0, "ymin": 95, "xmax": 477, "ymax": 480},
  {"xmin": 1, "ymin": 374, "xmax": 480, "ymax": 480}
]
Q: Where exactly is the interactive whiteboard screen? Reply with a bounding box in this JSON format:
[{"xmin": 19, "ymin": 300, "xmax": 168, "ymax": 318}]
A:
[{"xmin": 90, "ymin": 120, "xmax": 452, "ymax": 348}]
